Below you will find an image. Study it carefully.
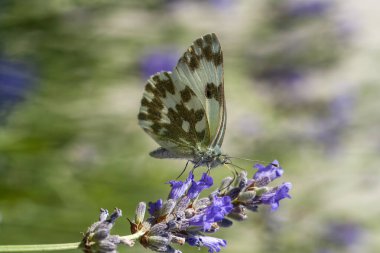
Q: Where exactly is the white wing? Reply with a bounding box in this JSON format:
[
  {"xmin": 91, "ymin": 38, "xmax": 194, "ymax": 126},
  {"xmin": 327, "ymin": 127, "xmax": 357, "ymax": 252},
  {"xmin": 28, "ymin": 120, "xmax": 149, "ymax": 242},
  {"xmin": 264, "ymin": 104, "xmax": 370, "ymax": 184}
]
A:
[
  {"xmin": 138, "ymin": 33, "xmax": 226, "ymax": 159},
  {"xmin": 172, "ymin": 33, "xmax": 226, "ymax": 148}
]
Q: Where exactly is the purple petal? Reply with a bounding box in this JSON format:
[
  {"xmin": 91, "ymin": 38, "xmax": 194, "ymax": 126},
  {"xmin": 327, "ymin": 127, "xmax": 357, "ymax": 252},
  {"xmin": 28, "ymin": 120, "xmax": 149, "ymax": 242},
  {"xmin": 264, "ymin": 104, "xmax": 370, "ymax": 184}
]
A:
[
  {"xmin": 168, "ymin": 172, "xmax": 193, "ymax": 200},
  {"xmin": 187, "ymin": 173, "xmax": 213, "ymax": 199},
  {"xmin": 260, "ymin": 182, "xmax": 292, "ymax": 211},
  {"xmin": 187, "ymin": 235, "xmax": 227, "ymax": 253},
  {"xmin": 148, "ymin": 199, "xmax": 163, "ymax": 216},
  {"xmin": 189, "ymin": 195, "xmax": 232, "ymax": 231}
]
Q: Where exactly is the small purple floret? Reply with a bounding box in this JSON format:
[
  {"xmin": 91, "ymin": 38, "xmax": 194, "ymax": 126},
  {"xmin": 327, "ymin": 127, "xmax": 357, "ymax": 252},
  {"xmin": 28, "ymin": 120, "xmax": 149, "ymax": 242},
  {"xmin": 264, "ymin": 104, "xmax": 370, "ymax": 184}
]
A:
[
  {"xmin": 168, "ymin": 172, "xmax": 193, "ymax": 200},
  {"xmin": 254, "ymin": 160, "xmax": 284, "ymax": 181},
  {"xmin": 260, "ymin": 182, "xmax": 292, "ymax": 211},
  {"xmin": 187, "ymin": 235, "xmax": 227, "ymax": 253},
  {"xmin": 187, "ymin": 173, "xmax": 213, "ymax": 199},
  {"xmin": 189, "ymin": 195, "xmax": 232, "ymax": 231}
]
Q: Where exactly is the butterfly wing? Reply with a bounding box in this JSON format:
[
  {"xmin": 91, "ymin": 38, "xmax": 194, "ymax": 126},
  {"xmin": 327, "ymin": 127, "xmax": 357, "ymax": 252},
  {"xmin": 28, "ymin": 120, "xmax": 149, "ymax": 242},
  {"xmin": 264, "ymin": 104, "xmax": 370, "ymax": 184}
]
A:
[
  {"xmin": 173, "ymin": 33, "xmax": 226, "ymax": 149},
  {"xmin": 138, "ymin": 33, "xmax": 226, "ymax": 159},
  {"xmin": 138, "ymin": 71, "xmax": 210, "ymax": 158}
]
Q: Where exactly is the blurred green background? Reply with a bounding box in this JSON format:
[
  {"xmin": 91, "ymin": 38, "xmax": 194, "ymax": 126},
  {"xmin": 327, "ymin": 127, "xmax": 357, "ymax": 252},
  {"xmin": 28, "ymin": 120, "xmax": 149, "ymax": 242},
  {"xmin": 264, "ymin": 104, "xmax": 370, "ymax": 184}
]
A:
[{"xmin": 0, "ymin": 0, "xmax": 379, "ymax": 252}]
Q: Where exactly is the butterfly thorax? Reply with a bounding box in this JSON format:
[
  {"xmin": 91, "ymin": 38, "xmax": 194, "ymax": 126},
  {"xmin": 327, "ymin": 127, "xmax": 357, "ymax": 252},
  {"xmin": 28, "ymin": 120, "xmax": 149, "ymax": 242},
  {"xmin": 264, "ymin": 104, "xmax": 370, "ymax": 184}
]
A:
[
  {"xmin": 149, "ymin": 145, "xmax": 227, "ymax": 169},
  {"xmin": 192, "ymin": 145, "xmax": 226, "ymax": 168}
]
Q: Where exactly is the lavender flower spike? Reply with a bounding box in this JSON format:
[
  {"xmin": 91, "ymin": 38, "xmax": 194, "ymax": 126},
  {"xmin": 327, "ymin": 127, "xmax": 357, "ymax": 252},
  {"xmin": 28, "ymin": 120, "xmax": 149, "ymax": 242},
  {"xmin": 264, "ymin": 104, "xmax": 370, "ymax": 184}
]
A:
[{"xmin": 81, "ymin": 160, "xmax": 292, "ymax": 253}]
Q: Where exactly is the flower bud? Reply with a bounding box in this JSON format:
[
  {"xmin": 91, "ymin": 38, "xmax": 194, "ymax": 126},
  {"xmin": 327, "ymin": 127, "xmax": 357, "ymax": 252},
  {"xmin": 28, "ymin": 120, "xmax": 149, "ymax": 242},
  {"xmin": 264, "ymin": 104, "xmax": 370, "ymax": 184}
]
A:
[
  {"xmin": 219, "ymin": 177, "xmax": 233, "ymax": 191},
  {"xmin": 159, "ymin": 199, "xmax": 176, "ymax": 217},
  {"xmin": 147, "ymin": 235, "xmax": 170, "ymax": 249},
  {"xmin": 135, "ymin": 202, "xmax": 146, "ymax": 224},
  {"xmin": 237, "ymin": 191, "xmax": 256, "ymax": 202},
  {"xmin": 171, "ymin": 235, "xmax": 185, "ymax": 245},
  {"xmin": 255, "ymin": 187, "xmax": 270, "ymax": 196},
  {"xmin": 236, "ymin": 171, "xmax": 248, "ymax": 188}
]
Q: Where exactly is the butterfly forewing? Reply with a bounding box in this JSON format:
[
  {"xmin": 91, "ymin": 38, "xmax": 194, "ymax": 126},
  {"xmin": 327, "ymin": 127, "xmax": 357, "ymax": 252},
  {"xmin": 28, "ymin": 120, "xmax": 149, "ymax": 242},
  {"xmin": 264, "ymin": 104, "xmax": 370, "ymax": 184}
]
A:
[
  {"xmin": 138, "ymin": 33, "xmax": 226, "ymax": 160},
  {"xmin": 173, "ymin": 33, "xmax": 226, "ymax": 148}
]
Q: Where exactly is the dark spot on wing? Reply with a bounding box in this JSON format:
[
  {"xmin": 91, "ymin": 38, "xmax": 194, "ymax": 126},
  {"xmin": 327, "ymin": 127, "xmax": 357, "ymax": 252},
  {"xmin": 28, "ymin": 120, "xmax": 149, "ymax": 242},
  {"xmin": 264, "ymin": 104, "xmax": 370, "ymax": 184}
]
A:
[
  {"xmin": 194, "ymin": 38, "xmax": 203, "ymax": 48},
  {"xmin": 195, "ymin": 109, "xmax": 205, "ymax": 122},
  {"xmin": 180, "ymin": 86, "xmax": 196, "ymax": 103},
  {"xmin": 204, "ymin": 34, "xmax": 213, "ymax": 45},
  {"xmin": 150, "ymin": 122, "xmax": 162, "ymax": 133},
  {"xmin": 204, "ymin": 44, "xmax": 213, "ymax": 62},
  {"xmin": 138, "ymin": 112, "xmax": 147, "ymax": 121},
  {"xmin": 145, "ymin": 73, "xmax": 176, "ymax": 99},
  {"xmin": 213, "ymin": 50, "xmax": 223, "ymax": 66},
  {"xmin": 180, "ymin": 33, "xmax": 223, "ymax": 72},
  {"xmin": 154, "ymin": 102, "xmax": 208, "ymax": 147},
  {"xmin": 205, "ymin": 82, "xmax": 221, "ymax": 102},
  {"xmin": 189, "ymin": 54, "xmax": 200, "ymax": 71},
  {"xmin": 205, "ymin": 85, "xmax": 213, "ymax": 99}
]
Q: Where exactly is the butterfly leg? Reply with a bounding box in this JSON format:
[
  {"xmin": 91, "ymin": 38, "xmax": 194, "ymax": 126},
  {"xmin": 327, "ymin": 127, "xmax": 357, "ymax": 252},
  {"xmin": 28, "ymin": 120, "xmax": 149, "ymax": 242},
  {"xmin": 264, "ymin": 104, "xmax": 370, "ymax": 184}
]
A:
[
  {"xmin": 176, "ymin": 160, "xmax": 190, "ymax": 179},
  {"xmin": 206, "ymin": 163, "xmax": 211, "ymax": 175},
  {"xmin": 221, "ymin": 163, "xmax": 238, "ymax": 189}
]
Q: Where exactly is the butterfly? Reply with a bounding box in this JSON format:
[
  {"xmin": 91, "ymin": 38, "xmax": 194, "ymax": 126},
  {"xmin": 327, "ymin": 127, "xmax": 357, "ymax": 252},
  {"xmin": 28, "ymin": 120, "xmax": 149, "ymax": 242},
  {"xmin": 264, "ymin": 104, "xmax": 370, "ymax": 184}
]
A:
[{"xmin": 138, "ymin": 33, "xmax": 228, "ymax": 169}]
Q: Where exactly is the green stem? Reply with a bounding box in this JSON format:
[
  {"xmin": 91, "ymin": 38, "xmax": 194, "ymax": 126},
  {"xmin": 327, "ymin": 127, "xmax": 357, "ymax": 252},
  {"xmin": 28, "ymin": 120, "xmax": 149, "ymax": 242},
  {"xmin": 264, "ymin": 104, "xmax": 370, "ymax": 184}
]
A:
[
  {"xmin": 120, "ymin": 230, "xmax": 145, "ymax": 241},
  {"xmin": 0, "ymin": 242, "xmax": 80, "ymax": 252},
  {"xmin": 0, "ymin": 232, "xmax": 146, "ymax": 252}
]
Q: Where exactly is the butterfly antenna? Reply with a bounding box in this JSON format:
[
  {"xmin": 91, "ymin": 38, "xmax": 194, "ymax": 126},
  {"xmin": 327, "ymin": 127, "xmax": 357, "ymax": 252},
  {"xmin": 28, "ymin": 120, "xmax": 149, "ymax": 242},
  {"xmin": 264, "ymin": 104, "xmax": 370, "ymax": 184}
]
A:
[
  {"xmin": 225, "ymin": 160, "xmax": 246, "ymax": 172},
  {"xmin": 227, "ymin": 156, "xmax": 269, "ymax": 165},
  {"xmin": 176, "ymin": 160, "xmax": 190, "ymax": 179}
]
